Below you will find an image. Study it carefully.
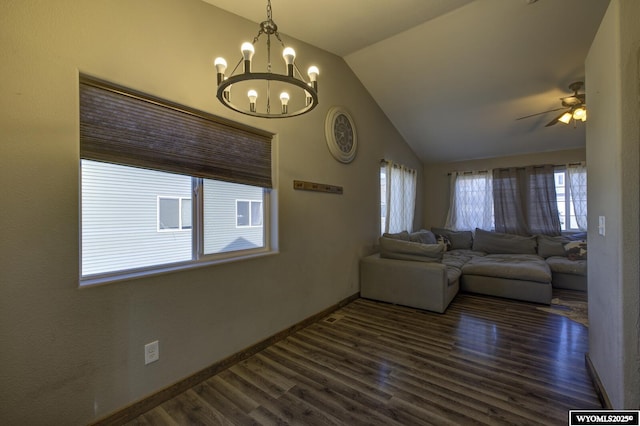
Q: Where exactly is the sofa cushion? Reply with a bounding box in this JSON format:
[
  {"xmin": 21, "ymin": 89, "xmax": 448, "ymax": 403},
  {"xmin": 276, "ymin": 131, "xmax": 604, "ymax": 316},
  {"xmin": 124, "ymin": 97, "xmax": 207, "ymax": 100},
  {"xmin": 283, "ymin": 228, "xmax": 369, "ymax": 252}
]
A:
[
  {"xmin": 564, "ymin": 241, "xmax": 587, "ymax": 260},
  {"xmin": 536, "ymin": 234, "xmax": 570, "ymax": 258},
  {"xmin": 546, "ymin": 256, "xmax": 587, "ymax": 276},
  {"xmin": 462, "ymin": 254, "xmax": 551, "ymax": 283},
  {"xmin": 472, "ymin": 228, "xmax": 537, "ymax": 255},
  {"xmin": 408, "ymin": 229, "xmax": 438, "ymax": 245},
  {"xmin": 383, "ymin": 231, "xmax": 410, "ymax": 241},
  {"xmin": 379, "ymin": 237, "xmax": 444, "ymax": 262},
  {"xmin": 431, "ymin": 227, "xmax": 473, "ymax": 250},
  {"xmin": 441, "ymin": 252, "xmax": 472, "ymax": 271}
]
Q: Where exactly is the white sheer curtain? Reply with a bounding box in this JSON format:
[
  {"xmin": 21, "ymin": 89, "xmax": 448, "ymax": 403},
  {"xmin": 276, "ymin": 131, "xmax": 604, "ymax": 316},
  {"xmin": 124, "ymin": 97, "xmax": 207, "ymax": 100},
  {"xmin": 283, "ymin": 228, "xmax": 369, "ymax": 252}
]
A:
[
  {"xmin": 445, "ymin": 171, "xmax": 494, "ymax": 231},
  {"xmin": 382, "ymin": 160, "xmax": 417, "ymax": 233},
  {"xmin": 567, "ymin": 162, "xmax": 588, "ymax": 231}
]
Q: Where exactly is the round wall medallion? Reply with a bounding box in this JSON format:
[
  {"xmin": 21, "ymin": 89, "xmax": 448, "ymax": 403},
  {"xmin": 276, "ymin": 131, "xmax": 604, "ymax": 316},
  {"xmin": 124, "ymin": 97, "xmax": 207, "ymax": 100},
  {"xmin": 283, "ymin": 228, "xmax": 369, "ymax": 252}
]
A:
[{"xmin": 325, "ymin": 106, "xmax": 357, "ymax": 163}]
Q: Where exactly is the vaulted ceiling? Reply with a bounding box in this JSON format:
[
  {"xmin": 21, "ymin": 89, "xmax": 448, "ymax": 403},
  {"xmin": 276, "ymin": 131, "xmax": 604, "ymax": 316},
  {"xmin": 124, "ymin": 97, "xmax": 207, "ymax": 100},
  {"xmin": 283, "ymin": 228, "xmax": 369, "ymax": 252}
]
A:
[{"xmin": 202, "ymin": 0, "xmax": 610, "ymax": 163}]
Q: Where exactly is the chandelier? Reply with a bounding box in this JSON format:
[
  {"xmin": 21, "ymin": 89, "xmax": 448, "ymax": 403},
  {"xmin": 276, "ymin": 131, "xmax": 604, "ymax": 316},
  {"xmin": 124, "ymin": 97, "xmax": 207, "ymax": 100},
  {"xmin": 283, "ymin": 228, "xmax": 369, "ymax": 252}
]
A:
[{"xmin": 213, "ymin": 0, "xmax": 319, "ymax": 118}]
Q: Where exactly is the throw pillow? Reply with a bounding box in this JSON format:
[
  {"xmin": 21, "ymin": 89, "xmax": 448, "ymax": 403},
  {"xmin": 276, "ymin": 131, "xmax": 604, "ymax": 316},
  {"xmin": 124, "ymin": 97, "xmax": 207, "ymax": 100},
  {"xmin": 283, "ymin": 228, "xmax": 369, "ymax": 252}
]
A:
[
  {"xmin": 564, "ymin": 241, "xmax": 587, "ymax": 260},
  {"xmin": 430, "ymin": 227, "xmax": 473, "ymax": 250},
  {"xmin": 408, "ymin": 229, "xmax": 437, "ymax": 245},
  {"xmin": 434, "ymin": 234, "xmax": 452, "ymax": 251}
]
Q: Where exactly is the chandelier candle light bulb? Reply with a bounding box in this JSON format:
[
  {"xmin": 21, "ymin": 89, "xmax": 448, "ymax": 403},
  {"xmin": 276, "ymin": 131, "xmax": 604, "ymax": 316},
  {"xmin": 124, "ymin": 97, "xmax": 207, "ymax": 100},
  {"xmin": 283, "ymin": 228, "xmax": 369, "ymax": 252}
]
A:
[
  {"xmin": 283, "ymin": 47, "xmax": 296, "ymax": 76},
  {"xmin": 280, "ymin": 92, "xmax": 289, "ymax": 114},
  {"xmin": 214, "ymin": 57, "xmax": 227, "ymax": 84},
  {"xmin": 248, "ymin": 89, "xmax": 258, "ymax": 112},
  {"xmin": 308, "ymin": 66, "xmax": 319, "ymax": 89},
  {"xmin": 213, "ymin": 0, "xmax": 319, "ymax": 118},
  {"xmin": 241, "ymin": 42, "xmax": 255, "ymax": 73}
]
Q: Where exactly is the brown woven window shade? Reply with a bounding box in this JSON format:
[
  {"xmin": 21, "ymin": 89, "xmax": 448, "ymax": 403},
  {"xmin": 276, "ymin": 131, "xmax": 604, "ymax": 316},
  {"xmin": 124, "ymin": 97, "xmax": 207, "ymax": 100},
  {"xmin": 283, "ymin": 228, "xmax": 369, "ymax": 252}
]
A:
[{"xmin": 79, "ymin": 75, "xmax": 273, "ymax": 188}]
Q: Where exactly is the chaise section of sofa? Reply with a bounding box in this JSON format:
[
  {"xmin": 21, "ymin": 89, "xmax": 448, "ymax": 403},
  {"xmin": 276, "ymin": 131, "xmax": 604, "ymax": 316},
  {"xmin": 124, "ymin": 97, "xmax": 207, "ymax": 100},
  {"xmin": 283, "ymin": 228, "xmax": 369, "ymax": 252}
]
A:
[
  {"xmin": 459, "ymin": 229, "xmax": 553, "ymax": 304},
  {"xmin": 359, "ymin": 230, "xmax": 458, "ymax": 313},
  {"xmin": 461, "ymin": 254, "xmax": 553, "ymax": 304},
  {"xmin": 360, "ymin": 253, "xmax": 458, "ymax": 313},
  {"xmin": 536, "ymin": 234, "xmax": 588, "ymax": 291}
]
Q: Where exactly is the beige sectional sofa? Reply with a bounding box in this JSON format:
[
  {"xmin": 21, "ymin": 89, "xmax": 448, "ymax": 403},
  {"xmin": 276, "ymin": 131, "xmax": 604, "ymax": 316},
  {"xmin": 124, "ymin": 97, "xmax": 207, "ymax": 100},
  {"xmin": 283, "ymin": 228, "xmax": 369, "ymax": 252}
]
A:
[{"xmin": 360, "ymin": 228, "xmax": 587, "ymax": 313}]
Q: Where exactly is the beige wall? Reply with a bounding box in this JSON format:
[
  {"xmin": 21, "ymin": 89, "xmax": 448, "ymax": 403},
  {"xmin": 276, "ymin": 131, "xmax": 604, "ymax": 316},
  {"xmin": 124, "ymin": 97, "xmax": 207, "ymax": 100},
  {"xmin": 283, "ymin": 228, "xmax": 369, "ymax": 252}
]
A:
[
  {"xmin": 422, "ymin": 148, "xmax": 586, "ymax": 229},
  {"xmin": 0, "ymin": 1, "xmax": 422, "ymax": 423},
  {"xmin": 585, "ymin": 0, "xmax": 640, "ymax": 409}
]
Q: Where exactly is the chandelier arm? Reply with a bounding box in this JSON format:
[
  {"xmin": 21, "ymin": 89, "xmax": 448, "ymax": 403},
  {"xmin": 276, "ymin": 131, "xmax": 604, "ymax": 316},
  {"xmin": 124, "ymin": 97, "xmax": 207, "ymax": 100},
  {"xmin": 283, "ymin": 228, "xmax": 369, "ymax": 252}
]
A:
[
  {"xmin": 292, "ymin": 63, "xmax": 310, "ymax": 84},
  {"xmin": 228, "ymin": 57, "xmax": 244, "ymax": 77}
]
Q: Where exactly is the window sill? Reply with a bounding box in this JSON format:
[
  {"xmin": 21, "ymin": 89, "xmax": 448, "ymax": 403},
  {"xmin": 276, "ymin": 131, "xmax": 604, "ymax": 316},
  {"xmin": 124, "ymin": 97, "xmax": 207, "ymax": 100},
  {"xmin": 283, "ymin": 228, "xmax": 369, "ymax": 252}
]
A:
[{"xmin": 79, "ymin": 249, "xmax": 278, "ymax": 288}]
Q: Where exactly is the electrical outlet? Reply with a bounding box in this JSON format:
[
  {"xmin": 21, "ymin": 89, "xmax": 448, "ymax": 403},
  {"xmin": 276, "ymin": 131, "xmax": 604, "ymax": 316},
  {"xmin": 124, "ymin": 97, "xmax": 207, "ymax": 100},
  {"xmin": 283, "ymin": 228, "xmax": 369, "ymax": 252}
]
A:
[{"xmin": 144, "ymin": 340, "xmax": 159, "ymax": 365}]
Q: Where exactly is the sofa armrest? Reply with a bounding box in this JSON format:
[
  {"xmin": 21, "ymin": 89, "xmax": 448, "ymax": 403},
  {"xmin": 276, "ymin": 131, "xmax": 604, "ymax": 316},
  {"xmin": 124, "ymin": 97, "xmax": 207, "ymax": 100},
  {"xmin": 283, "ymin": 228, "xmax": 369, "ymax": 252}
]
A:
[{"xmin": 360, "ymin": 253, "xmax": 454, "ymax": 313}]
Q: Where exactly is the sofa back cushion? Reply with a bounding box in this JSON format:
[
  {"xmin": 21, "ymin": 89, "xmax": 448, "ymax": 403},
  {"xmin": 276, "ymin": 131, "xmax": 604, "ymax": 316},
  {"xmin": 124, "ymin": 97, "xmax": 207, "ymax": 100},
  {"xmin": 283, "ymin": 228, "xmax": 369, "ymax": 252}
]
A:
[
  {"xmin": 382, "ymin": 231, "xmax": 410, "ymax": 241},
  {"xmin": 384, "ymin": 229, "xmax": 438, "ymax": 245},
  {"xmin": 430, "ymin": 227, "xmax": 473, "ymax": 250},
  {"xmin": 408, "ymin": 229, "xmax": 438, "ymax": 245},
  {"xmin": 536, "ymin": 234, "xmax": 570, "ymax": 258},
  {"xmin": 379, "ymin": 237, "xmax": 444, "ymax": 262},
  {"xmin": 472, "ymin": 228, "xmax": 537, "ymax": 255}
]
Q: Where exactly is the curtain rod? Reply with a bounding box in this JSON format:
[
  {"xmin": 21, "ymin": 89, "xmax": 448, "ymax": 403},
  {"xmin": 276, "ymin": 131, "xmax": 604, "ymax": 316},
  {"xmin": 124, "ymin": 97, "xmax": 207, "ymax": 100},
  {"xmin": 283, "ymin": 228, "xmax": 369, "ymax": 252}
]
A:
[{"xmin": 446, "ymin": 161, "xmax": 585, "ymax": 176}]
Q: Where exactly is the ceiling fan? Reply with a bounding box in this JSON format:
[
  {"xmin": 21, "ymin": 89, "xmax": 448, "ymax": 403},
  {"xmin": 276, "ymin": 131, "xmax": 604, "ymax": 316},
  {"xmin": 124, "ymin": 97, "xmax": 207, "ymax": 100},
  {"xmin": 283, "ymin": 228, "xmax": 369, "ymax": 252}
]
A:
[{"xmin": 516, "ymin": 81, "xmax": 587, "ymax": 127}]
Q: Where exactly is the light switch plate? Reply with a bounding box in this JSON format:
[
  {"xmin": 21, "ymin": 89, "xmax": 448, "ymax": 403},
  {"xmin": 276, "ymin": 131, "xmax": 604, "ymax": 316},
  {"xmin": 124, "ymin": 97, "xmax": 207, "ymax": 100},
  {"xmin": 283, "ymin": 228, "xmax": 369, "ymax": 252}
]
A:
[{"xmin": 598, "ymin": 216, "xmax": 605, "ymax": 236}]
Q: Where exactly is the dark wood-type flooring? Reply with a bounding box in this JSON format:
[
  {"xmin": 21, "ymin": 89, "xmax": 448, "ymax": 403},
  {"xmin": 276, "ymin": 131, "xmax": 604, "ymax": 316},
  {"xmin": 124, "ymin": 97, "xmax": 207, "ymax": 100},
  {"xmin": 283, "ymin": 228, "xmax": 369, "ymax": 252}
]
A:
[{"xmin": 126, "ymin": 290, "xmax": 598, "ymax": 425}]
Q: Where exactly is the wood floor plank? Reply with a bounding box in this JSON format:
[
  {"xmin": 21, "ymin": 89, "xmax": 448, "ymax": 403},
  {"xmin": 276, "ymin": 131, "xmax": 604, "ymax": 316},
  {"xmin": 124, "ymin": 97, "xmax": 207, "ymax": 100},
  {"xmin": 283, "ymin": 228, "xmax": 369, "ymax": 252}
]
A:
[
  {"xmin": 191, "ymin": 381, "xmax": 261, "ymax": 426},
  {"xmin": 204, "ymin": 375, "xmax": 261, "ymax": 414},
  {"xmin": 124, "ymin": 406, "xmax": 179, "ymax": 426},
  {"xmin": 127, "ymin": 290, "xmax": 599, "ymax": 425},
  {"xmin": 160, "ymin": 390, "xmax": 233, "ymax": 425},
  {"xmin": 252, "ymin": 353, "xmax": 406, "ymax": 426}
]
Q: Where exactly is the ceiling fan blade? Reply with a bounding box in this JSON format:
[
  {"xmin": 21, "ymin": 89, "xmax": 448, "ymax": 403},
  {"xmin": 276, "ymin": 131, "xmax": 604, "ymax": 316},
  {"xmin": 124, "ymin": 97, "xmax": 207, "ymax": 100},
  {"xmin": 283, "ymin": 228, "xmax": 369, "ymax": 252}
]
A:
[
  {"xmin": 516, "ymin": 107, "xmax": 566, "ymax": 121},
  {"xmin": 545, "ymin": 111, "xmax": 568, "ymax": 127}
]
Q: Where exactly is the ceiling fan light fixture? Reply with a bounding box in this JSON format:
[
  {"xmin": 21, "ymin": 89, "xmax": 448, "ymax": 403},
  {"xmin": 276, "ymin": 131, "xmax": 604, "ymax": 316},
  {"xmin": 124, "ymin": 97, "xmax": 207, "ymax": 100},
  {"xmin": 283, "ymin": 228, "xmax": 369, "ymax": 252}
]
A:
[
  {"xmin": 558, "ymin": 111, "xmax": 573, "ymax": 124},
  {"xmin": 213, "ymin": 0, "xmax": 319, "ymax": 118},
  {"xmin": 573, "ymin": 107, "xmax": 586, "ymax": 121}
]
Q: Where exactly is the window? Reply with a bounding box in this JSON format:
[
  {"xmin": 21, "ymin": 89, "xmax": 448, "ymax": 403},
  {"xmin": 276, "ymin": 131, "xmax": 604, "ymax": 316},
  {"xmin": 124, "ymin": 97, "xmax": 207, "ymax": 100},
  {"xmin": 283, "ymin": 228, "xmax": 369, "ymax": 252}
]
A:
[
  {"xmin": 236, "ymin": 200, "xmax": 263, "ymax": 228},
  {"xmin": 158, "ymin": 196, "xmax": 192, "ymax": 231},
  {"xmin": 444, "ymin": 171, "xmax": 493, "ymax": 231},
  {"xmin": 445, "ymin": 164, "xmax": 586, "ymax": 233},
  {"xmin": 555, "ymin": 164, "xmax": 587, "ymax": 231},
  {"xmin": 380, "ymin": 160, "xmax": 417, "ymax": 234},
  {"xmin": 79, "ymin": 75, "xmax": 274, "ymax": 285}
]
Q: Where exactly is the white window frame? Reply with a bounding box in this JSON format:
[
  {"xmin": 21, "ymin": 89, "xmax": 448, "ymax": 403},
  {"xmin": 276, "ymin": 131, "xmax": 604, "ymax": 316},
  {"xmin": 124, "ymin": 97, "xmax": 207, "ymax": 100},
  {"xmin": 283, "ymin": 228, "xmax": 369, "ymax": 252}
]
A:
[
  {"xmin": 157, "ymin": 196, "xmax": 192, "ymax": 232},
  {"xmin": 236, "ymin": 199, "xmax": 264, "ymax": 228},
  {"xmin": 80, "ymin": 164, "xmax": 276, "ymax": 287}
]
